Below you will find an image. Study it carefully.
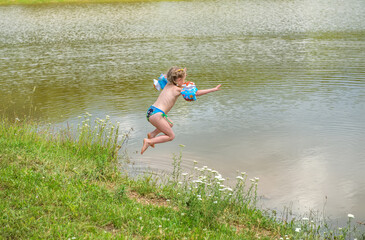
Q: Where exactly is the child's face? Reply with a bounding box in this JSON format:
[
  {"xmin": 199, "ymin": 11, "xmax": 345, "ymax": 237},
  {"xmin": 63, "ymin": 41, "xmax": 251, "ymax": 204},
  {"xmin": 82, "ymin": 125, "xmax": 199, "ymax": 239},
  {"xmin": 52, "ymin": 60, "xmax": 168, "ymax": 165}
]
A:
[{"xmin": 176, "ymin": 75, "xmax": 186, "ymax": 86}]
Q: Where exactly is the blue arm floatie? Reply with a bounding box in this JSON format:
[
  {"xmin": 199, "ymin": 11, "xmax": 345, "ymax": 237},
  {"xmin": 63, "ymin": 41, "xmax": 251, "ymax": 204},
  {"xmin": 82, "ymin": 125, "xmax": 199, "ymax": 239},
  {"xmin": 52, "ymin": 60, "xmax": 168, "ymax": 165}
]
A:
[
  {"xmin": 153, "ymin": 74, "xmax": 168, "ymax": 91},
  {"xmin": 181, "ymin": 81, "xmax": 198, "ymax": 101},
  {"xmin": 153, "ymin": 75, "xmax": 198, "ymax": 101}
]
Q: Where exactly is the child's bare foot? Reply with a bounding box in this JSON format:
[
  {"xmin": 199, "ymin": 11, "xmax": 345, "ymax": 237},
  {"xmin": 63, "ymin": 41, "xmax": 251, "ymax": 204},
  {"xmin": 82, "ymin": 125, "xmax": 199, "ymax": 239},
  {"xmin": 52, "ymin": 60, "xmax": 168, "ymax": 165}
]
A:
[
  {"xmin": 141, "ymin": 138, "xmax": 151, "ymax": 155},
  {"xmin": 147, "ymin": 133, "xmax": 155, "ymax": 148}
]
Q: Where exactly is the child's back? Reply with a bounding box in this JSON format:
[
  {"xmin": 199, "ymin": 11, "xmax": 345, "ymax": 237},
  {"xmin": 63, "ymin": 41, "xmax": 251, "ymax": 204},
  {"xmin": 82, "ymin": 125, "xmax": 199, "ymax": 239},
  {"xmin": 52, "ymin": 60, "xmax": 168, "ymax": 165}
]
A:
[{"xmin": 152, "ymin": 83, "xmax": 181, "ymax": 114}]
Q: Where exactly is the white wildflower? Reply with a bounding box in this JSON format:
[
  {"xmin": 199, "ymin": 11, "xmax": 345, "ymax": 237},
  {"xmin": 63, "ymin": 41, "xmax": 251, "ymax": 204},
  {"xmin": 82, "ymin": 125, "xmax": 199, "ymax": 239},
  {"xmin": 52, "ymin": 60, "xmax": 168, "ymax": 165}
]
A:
[
  {"xmin": 199, "ymin": 176, "xmax": 207, "ymax": 180},
  {"xmin": 193, "ymin": 180, "xmax": 203, "ymax": 184},
  {"xmin": 302, "ymin": 217, "xmax": 309, "ymax": 221},
  {"xmin": 236, "ymin": 176, "xmax": 244, "ymax": 180},
  {"xmin": 254, "ymin": 177, "xmax": 260, "ymax": 181},
  {"xmin": 182, "ymin": 173, "xmax": 188, "ymax": 176},
  {"xmin": 213, "ymin": 201, "xmax": 218, "ymax": 204},
  {"xmin": 348, "ymin": 214, "xmax": 355, "ymax": 219},
  {"xmin": 295, "ymin": 228, "xmax": 301, "ymax": 232}
]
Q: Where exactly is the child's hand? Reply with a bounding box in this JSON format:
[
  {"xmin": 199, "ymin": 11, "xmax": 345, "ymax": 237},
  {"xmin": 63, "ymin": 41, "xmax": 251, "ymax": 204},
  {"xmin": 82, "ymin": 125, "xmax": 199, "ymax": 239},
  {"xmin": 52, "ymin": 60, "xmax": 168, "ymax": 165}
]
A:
[{"xmin": 215, "ymin": 84, "xmax": 222, "ymax": 91}]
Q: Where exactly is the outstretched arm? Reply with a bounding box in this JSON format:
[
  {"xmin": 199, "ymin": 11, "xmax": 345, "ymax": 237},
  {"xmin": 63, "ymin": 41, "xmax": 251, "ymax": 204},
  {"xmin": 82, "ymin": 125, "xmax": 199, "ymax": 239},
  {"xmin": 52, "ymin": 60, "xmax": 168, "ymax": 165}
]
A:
[{"xmin": 196, "ymin": 84, "xmax": 221, "ymax": 96}]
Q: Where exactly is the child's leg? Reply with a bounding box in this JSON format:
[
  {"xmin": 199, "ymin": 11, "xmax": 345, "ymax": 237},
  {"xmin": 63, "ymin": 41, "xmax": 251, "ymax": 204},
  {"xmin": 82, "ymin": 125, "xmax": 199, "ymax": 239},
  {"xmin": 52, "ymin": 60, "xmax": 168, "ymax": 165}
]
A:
[
  {"xmin": 147, "ymin": 118, "xmax": 173, "ymax": 148},
  {"xmin": 148, "ymin": 117, "xmax": 173, "ymax": 138},
  {"xmin": 141, "ymin": 114, "xmax": 175, "ymax": 154},
  {"xmin": 147, "ymin": 131, "xmax": 157, "ymax": 148},
  {"xmin": 148, "ymin": 128, "xmax": 161, "ymax": 138}
]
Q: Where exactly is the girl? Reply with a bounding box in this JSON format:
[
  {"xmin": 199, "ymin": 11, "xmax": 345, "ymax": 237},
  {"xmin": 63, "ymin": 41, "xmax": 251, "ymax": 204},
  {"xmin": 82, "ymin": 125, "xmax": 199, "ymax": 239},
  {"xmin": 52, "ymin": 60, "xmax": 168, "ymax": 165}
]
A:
[{"xmin": 141, "ymin": 66, "xmax": 221, "ymax": 154}]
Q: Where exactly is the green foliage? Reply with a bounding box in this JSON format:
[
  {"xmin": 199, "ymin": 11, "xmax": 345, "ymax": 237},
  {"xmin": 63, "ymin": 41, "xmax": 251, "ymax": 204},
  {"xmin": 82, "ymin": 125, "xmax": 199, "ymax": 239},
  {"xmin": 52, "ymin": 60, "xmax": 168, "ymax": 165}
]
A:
[
  {"xmin": 1, "ymin": 116, "xmax": 364, "ymax": 239},
  {"xmin": 0, "ymin": 116, "xmax": 266, "ymax": 239}
]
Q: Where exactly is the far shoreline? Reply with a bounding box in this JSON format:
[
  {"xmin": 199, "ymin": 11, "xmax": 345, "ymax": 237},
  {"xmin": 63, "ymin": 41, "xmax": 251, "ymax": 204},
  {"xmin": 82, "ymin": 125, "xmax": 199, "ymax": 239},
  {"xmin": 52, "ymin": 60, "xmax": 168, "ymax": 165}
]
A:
[{"xmin": 0, "ymin": 0, "xmax": 182, "ymax": 6}]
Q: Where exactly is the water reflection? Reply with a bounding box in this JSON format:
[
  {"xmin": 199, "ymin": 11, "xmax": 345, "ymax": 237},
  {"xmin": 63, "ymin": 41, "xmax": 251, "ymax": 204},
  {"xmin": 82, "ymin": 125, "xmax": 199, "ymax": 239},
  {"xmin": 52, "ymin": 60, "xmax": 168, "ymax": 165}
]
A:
[{"xmin": 1, "ymin": 0, "xmax": 365, "ymax": 224}]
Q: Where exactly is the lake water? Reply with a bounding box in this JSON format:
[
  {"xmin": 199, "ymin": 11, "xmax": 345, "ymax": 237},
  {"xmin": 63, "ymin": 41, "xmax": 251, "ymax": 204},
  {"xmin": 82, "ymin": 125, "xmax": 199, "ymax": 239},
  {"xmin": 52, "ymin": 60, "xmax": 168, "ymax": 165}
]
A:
[{"xmin": 1, "ymin": 0, "xmax": 364, "ymax": 224}]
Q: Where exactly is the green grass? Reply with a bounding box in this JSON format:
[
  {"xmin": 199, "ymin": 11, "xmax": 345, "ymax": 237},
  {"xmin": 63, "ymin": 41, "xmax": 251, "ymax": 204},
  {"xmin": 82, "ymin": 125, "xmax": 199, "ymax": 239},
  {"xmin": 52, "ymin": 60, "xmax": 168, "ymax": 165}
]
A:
[
  {"xmin": 0, "ymin": 116, "xmax": 280, "ymax": 239},
  {"xmin": 0, "ymin": 115, "xmax": 363, "ymax": 239}
]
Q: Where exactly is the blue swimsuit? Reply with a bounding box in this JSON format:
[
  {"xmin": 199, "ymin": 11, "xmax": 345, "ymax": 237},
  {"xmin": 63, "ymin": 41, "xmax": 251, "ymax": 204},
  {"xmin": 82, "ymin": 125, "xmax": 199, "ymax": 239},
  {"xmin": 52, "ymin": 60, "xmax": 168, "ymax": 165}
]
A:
[{"xmin": 146, "ymin": 105, "xmax": 172, "ymax": 125}]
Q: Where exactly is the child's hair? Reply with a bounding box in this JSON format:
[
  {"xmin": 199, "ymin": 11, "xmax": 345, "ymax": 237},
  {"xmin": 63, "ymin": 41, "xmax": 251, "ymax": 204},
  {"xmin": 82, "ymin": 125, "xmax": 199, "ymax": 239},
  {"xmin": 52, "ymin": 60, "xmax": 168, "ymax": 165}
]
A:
[{"xmin": 166, "ymin": 67, "xmax": 186, "ymax": 86}]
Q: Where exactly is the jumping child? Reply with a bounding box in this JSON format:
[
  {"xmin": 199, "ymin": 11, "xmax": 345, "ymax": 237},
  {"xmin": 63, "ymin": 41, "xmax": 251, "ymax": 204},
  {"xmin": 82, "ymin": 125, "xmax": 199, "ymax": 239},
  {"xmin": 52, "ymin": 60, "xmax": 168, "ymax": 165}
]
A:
[{"xmin": 141, "ymin": 66, "xmax": 221, "ymax": 154}]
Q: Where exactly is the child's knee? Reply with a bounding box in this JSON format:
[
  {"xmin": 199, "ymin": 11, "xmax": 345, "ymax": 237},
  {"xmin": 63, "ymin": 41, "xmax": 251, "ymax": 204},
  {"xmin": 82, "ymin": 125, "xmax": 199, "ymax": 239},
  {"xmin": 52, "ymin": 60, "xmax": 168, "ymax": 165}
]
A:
[{"xmin": 168, "ymin": 133, "xmax": 175, "ymax": 141}]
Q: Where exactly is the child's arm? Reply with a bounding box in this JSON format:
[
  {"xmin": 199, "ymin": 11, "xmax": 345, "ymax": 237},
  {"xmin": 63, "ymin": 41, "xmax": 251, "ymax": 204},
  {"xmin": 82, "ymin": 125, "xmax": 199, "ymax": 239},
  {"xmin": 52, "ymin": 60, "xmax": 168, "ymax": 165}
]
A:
[{"xmin": 196, "ymin": 84, "xmax": 221, "ymax": 96}]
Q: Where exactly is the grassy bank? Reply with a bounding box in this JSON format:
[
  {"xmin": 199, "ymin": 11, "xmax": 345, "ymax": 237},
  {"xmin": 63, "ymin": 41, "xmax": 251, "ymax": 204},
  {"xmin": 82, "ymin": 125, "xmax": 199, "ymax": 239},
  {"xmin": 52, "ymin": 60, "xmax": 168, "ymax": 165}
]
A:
[
  {"xmin": 0, "ymin": 0, "xmax": 179, "ymax": 6},
  {"xmin": 0, "ymin": 115, "xmax": 363, "ymax": 239},
  {"xmin": 0, "ymin": 115, "xmax": 282, "ymax": 239}
]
